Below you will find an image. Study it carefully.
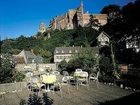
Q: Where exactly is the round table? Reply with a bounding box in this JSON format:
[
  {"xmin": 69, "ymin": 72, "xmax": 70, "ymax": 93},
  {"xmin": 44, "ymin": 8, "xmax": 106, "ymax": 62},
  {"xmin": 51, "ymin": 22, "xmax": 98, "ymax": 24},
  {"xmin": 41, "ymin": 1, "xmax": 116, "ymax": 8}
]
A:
[{"xmin": 40, "ymin": 74, "xmax": 56, "ymax": 92}]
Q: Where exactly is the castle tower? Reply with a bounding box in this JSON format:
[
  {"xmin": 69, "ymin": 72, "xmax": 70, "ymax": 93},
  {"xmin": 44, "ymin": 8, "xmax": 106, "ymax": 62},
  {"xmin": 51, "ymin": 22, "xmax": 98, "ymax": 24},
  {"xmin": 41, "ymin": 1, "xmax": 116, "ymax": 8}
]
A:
[
  {"xmin": 80, "ymin": 1, "xmax": 84, "ymax": 14},
  {"xmin": 39, "ymin": 22, "xmax": 46, "ymax": 33},
  {"xmin": 77, "ymin": 1, "xmax": 84, "ymax": 27}
]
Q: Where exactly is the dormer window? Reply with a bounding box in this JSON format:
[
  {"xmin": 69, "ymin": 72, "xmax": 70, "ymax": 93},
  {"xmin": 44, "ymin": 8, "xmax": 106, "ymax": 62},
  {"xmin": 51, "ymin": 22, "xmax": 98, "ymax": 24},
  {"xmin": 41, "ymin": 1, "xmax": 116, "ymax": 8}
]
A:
[
  {"xmin": 69, "ymin": 50, "xmax": 72, "ymax": 53},
  {"xmin": 56, "ymin": 50, "xmax": 58, "ymax": 53}
]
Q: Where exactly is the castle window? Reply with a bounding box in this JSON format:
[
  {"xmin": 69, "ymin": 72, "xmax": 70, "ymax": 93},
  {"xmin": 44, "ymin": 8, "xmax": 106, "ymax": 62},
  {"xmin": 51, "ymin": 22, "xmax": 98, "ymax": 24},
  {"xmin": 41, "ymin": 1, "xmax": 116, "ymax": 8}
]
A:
[
  {"xmin": 75, "ymin": 50, "xmax": 78, "ymax": 53},
  {"xmin": 62, "ymin": 50, "xmax": 64, "ymax": 53}
]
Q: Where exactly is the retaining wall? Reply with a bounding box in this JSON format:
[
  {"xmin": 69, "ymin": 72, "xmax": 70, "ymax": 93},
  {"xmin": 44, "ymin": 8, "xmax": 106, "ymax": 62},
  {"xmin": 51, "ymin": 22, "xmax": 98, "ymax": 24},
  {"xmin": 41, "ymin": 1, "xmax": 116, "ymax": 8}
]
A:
[{"xmin": 0, "ymin": 82, "xmax": 26, "ymax": 95}]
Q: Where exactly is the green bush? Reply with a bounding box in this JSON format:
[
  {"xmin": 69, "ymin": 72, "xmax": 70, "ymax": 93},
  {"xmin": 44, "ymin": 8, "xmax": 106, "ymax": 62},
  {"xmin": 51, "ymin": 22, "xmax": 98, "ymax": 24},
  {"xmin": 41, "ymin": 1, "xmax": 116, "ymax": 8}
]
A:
[{"xmin": 13, "ymin": 70, "xmax": 25, "ymax": 82}]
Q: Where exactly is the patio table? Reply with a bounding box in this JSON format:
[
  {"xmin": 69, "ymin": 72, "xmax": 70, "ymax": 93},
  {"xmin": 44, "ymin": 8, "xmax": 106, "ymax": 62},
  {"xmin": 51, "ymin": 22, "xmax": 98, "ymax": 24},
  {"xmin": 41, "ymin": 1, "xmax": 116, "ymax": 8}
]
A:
[{"xmin": 40, "ymin": 74, "xmax": 56, "ymax": 92}]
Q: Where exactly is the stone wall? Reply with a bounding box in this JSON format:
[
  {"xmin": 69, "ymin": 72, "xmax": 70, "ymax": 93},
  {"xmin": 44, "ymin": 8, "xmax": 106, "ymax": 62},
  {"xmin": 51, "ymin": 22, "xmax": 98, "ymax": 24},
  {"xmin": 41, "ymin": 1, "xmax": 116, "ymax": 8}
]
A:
[
  {"xmin": 0, "ymin": 82, "xmax": 26, "ymax": 95},
  {"xmin": 15, "ymin": 63, "xmax": 56, "ymax": 72}
]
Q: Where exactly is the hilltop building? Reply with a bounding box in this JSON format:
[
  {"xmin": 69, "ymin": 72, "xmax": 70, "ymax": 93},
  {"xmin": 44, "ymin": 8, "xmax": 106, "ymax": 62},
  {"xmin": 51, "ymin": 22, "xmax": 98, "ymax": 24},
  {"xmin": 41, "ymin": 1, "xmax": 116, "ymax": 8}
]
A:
[
  {"xmin": 49, "ymin": 1, "xmax": 107, "ymax": 30},
  {"xmin": 39, "ymin": 22, "xmax": 46, "ymax": 33}
]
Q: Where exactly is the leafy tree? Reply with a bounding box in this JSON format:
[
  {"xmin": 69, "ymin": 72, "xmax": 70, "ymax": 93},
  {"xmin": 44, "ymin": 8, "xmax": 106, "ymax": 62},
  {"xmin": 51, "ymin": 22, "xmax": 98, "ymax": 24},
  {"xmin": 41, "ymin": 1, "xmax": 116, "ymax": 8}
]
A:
[
  {"xmin": 66, "ymin": 48, "xmax": 97, "ymax": 74},
  {"xmin": 0, "ymin": 54, "xmax": 15, "ymax": 83},
  {"xmin": 0, "ymin": 53, "xmax": 25, "ymax": 83},
  {"xmin": 1, "ymin": 39, "xmax": 13, "ymax": 54},
  {"xmin": 58, "ymin": 60, "xmax": 68, "ymax": 73},
  {"xmin": 99, "ymin": 54, "xmax": 112, "ymax": 76},
  {"xmin": 89, "ymin": 15, "xmax": 100, "ymax": 29},
  {"xmin": 101, "ymin": 4, "xmax": 121, "ymax": 21}
]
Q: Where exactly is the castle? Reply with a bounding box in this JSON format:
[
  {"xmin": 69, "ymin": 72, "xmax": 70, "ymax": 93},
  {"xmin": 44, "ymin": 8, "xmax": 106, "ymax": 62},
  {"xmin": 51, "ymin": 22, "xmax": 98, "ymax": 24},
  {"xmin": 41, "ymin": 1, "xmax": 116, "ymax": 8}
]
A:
[{"xmin": 39, "ymin": 1, "xmax": 107, "ymax": 33}]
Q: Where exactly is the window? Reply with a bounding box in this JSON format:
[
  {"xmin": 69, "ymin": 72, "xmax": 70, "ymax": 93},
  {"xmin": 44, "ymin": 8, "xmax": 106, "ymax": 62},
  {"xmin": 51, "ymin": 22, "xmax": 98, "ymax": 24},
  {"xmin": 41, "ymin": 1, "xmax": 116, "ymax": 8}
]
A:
[
  {"xmin": 56, "ymin": 50, "xmax": 58, "ymax": 53},
  {"xmin": 60, "ymin": 56, "xmax": 63, "ymax": 59},
  {"xmin": 69, "ymin": 50, "xmax": 72, "ymax": 53}
]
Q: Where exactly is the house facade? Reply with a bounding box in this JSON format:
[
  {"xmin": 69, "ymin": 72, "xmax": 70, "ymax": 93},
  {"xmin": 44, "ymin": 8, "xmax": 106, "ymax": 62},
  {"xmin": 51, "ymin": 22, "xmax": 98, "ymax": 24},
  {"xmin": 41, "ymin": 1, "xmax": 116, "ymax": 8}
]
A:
[
  {"xmin": 54, "ymin": 46, "xmax": 99, "ymax": 64},
  {"xmin": 97, "ymin": 31, "xmax": 110, "ymax": 46},
  {"xmin": 126, "ymin": 36, "xmax": 140, "ymax": 53}
]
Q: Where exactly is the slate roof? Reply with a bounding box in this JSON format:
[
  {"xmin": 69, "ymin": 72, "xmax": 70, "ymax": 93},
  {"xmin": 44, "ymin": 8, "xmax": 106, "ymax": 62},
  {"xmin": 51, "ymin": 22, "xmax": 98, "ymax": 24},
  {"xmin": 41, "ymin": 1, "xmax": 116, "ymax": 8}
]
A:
[{"xmin": 23, "ymin": 50, "xmax": 36, "ymax": 64}]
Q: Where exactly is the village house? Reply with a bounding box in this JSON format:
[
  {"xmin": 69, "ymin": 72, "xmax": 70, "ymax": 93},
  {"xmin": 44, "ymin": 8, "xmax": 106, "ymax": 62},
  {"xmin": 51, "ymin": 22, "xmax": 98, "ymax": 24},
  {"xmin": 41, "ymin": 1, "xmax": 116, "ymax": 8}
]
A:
[
  {"xmin": 125, "ymin": 35, "xmax": 140, "ymax": 53},
  {"xmin": 54, "ymin": 46, "xmax": 99, "ymax": 64},
  {"xmin": 97, "ymin": 31, "xmax": 110, "ymax": 46},
  {"xmin": 13, "ymin": 49, "xmax": 42, "ymax": 64}
]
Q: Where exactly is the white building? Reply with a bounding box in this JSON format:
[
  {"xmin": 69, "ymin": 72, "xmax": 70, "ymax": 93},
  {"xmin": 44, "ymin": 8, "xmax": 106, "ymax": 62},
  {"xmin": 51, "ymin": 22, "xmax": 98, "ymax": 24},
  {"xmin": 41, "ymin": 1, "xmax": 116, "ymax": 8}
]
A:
[
  {"xmin": 97, "ymin": 31, "xmax": 110, "ymax": 46},
  {"xmin": 54, "ymin": 46, "xmax": 99, "ymax": 63}
]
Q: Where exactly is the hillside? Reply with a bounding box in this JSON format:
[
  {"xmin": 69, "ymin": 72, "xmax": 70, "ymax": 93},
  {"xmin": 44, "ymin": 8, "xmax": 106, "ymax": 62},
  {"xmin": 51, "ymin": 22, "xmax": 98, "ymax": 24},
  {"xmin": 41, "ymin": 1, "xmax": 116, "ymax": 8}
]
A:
[{"xmin": 1, "ymin": 27, "xmax": 99, "ymax": 63}]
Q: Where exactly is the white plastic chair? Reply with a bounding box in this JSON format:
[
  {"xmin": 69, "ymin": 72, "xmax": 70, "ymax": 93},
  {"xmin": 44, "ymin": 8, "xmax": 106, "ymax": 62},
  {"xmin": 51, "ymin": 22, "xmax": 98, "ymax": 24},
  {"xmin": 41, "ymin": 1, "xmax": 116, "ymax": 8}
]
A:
[
  {"xmin": 89, "ymin": 71, "xmax": 100, "ymax": 88},
  {"xmin": 76, "ymin": 71, "xmax": 89, "ymax": 90},
  {"xmin": 75, "ymin": 68, "xmax": 82, "ymax": 72},
  {"xmin": 51, "ymin": 71, "xmax": 60, "ymax": 76},
  {"xmin": 62, "ymin": 71, "xmax": 73, "ymax": 94}
]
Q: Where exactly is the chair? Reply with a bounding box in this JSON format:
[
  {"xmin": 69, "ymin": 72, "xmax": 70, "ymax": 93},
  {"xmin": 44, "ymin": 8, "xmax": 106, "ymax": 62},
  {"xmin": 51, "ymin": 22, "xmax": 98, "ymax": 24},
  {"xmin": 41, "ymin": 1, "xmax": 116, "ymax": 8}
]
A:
[
  {"xmin": 76, "ymin": 71, "xmax": 89, "ymax": 90},
  {"xmin": 62, "ymin": 71, "xmax": 73, "ymax": 83},
  {"xmin": 75, "ymin": 68, "xmax": 82, "ymax": 72},
  {"xmin": 62, "ymin": 71, "xmax": 73, "ymax": 94},
  {"xmin": 89, "ymin": 71, "xmax": 100, "ymax": 88},
  {"xmin": 51, "ymin": 71, "xmax": 60, "ymax": 76},
  {"xmin": 26, "ymin": 75, "xmax": 45, "ymax": 96}
]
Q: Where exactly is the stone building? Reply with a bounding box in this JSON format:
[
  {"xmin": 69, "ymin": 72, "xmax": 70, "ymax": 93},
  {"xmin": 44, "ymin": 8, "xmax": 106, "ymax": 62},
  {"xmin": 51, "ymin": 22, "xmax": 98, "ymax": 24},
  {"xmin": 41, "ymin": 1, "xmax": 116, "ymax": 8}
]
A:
[
  {"xmin": 13, "ymin": 49, "xmax": 42, "ymax": 64},
  {"xmin": 39, "ymin": 22, "xmax": 46, "ymax": 33},
  {"xmin": 54, "ymin": 46, "xmax": 99, "ymax": 64},
  {"xmin": 49, "ymin": 2, "xmax": 107, "ymax": 30}
]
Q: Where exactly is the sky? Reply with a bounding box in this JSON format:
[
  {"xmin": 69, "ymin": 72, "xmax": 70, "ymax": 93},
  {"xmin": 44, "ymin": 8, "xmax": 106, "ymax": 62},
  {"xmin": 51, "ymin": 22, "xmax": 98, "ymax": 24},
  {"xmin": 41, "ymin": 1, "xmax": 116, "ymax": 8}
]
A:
[{"xmin": 0, "ymin": 0, "xmax": 135, "ymax": 40}]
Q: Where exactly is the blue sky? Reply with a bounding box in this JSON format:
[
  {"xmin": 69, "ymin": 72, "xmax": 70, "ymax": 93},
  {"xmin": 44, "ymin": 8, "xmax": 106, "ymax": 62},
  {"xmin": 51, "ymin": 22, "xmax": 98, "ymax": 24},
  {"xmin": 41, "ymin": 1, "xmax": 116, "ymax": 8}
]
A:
[{"xmin": 0, "ymin": 0, "xmax": 135, "ymax": 40}]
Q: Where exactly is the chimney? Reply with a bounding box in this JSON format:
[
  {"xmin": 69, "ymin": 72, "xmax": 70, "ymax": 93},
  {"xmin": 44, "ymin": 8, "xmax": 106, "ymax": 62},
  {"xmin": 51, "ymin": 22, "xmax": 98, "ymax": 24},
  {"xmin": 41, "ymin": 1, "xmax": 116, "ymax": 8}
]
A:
[{"xmin": 30, "ymin": 49, "xmax": 34, "ymax": 54}]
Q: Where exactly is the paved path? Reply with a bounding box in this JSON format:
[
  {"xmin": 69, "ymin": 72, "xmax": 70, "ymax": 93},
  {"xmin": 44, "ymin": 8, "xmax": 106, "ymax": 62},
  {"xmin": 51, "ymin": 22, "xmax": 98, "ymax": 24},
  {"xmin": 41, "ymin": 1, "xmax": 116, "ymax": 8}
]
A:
[{"xmin": 0, "ymin": 82, "xmax": 136, "ymax": 105}]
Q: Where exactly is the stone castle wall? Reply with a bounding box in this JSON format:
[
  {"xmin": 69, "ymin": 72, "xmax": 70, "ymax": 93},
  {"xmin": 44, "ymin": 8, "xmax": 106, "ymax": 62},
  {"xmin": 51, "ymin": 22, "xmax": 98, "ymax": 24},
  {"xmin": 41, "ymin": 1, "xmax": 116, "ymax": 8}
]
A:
[{"xmin": 49, "ymin": 2, "xmax": 107, "ymax": 30}]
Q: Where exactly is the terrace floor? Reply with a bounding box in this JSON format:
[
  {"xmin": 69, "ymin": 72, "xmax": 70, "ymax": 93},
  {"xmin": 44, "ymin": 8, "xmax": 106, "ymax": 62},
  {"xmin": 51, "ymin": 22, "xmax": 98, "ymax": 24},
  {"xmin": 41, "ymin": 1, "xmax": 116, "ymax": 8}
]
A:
[{"xmin": 0, "ymin": 81, "xmax": 139, "ymax": 105}]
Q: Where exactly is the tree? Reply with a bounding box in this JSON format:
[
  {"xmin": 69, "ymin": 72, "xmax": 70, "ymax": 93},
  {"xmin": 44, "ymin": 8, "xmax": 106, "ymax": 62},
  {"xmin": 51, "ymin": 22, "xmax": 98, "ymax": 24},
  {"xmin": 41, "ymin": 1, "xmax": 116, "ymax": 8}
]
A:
[
  {"xmin": 89, "ymin": 15, "xmax": 100, "ymax": 29},
  {"xmin": 0, "ymin": 54, "xmax": 16, "ymax": 83},
  {"xmin": 101, "ymin": 5, "xmax": 121, "ymax": 22},
  {"xmin": 58, "ymin": 60, "xmax": 68, "ymax": 73},
  {"xmin": 67, "ymin": 48, "xmax": 97, "ymax": 74},
  {"xmin": 1, "ymin": 39, "xmax": 13, "ymax": 54},
  {"xmin": 99, "ymin": 54, "xmax": 112, "ymax": 76}
]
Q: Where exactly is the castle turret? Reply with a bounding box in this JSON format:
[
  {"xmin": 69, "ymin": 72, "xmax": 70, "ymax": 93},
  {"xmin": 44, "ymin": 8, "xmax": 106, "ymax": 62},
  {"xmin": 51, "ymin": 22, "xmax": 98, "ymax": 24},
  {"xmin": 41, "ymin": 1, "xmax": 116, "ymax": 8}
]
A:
[
  {"xmin": 77, "ymin": 1, "xmax": 84, "ymax": 27},
  {"xmin": 80, "ymin": 0, "xmax": 84, "ymax": 14},
  {"xmin": 39, "ymin": 22, "xmax": 46, "ymax": 33}
]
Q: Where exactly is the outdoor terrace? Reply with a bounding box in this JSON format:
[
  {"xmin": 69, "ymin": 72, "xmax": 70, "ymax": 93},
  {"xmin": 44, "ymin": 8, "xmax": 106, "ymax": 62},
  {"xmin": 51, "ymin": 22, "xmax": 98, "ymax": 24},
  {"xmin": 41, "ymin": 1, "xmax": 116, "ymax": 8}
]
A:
[{"xmin": 0, "ymin": 81, "xmax": 139, "ymax": 105}]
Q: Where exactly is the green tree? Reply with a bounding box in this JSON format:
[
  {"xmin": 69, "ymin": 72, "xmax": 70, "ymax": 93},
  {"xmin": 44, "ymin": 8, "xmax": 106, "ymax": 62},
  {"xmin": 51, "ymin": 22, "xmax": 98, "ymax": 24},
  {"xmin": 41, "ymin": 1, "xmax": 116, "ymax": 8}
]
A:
[
  {"xmin": 0, "ymin": 54, "xmax": 15, "ymax": 83},
  {"xmin": 1, "ymin": 39, "xmax": 13, "ymax": 54},
  {"xmin": 101, "ymin": 4, "xmax": 121, "ymax": 21},
  {"xmin": 58, "ymin": 60, "xmax": 68, "ymax": 73},
  {"xmin": 99, "ymin": 54, "xmax": 112, "ymax": 76},
  {"xmin": 89, "ymin": 15, "xmax": 100, "ymax": 28},
  {"xmin": 66, "ymin": 48, "xmax": 97, "ymax": 74}
]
